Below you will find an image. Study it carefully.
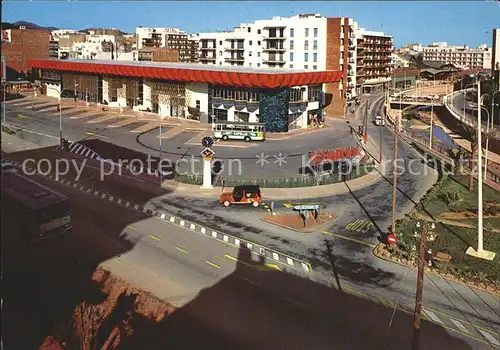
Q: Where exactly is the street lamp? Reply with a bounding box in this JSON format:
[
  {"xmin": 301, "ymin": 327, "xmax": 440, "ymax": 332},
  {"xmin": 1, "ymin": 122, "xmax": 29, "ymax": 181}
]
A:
[
  {"xmin": 481, "ymin": 105, "xmax": 493, "ymax": 180},
  {"xmin": 465, "ymin": 79, "xmax": 496, "ymax": 261},
  {"xmin": 45, "ymin": 85, "xmax": 73, "ymax": 147}
]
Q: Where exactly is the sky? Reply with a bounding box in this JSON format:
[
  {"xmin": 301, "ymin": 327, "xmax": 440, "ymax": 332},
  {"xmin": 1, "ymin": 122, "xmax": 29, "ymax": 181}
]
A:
[{"xmin": 3, "ymin": 1, "xmax": 500, "ymax": 48}]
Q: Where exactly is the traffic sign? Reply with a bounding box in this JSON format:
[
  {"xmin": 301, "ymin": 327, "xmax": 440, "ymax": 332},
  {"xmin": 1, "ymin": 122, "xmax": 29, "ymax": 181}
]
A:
[
  {"xmin": 202, "ymin": 136, "xmax": 214, "ymax": 148},
  {"xmin": 387, "ymin": 233, "xmax": 398, "ymax": 246},
  {"xmin": 201, "ymin": 147, "xmax": 215, "ymax": 161}
]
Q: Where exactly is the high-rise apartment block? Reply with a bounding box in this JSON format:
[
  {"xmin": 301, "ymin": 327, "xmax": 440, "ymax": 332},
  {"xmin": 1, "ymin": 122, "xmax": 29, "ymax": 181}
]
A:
[
  {"xmin": 136, "ymin": 27, "xmax": 198, "ymax": 62},
  {"xmin": 422, "ymin": 42, "xmax": 492, "ymax": 69},
  {"xmin": 196, "ymin": 14, "xmax": 392, "ymax": 118}
]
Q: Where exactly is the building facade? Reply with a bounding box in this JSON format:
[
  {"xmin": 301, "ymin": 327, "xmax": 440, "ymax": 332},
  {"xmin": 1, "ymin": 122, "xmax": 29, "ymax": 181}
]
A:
[
  {"xmin": 422, "ymin": 42, "xmax": 492, "ymax": 69},
  {"xmin": 137, "ymin": 47, "xmax": 180, "ymax": 62},
  {"xmin": 196, "ymin": 14, "xmax": 392, "ymax": 118},
  {"xmin": 30, "ymin": 59, "xmax": 341, "ymax": 132},
  {"xmin": 1, "ymin": 28, "xmax": 51, "ymax": 80},
  {"xmin": 492, "ymin": 29, "xmax": 500, "ymax": 91},
  {"xmin": 136, "ymin": 27, "xmax": 198, "ymax": 62}
]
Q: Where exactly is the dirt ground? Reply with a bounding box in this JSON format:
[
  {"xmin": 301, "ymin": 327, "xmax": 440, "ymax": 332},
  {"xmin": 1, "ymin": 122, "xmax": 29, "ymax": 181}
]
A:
[{"xmin": 262, "ymin": 212, "xmax": 336, "ymax": 233}]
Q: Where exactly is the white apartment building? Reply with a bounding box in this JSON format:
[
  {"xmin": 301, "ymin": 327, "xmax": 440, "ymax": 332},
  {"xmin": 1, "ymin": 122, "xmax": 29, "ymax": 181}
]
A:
[
  {"xmin": 492, "ymin": 29, "xmax": 500, "ymax": 89},
  {"xmin": 196, "ymin": 14, "xmax": 393, "ymax": 115},
  {"xmin": 422, "ymin": 42, "xmax": 492, "ymax": 69},
  {"xmin": 136, "ymin": 27, "xmax": 183, "ymax": 49}
]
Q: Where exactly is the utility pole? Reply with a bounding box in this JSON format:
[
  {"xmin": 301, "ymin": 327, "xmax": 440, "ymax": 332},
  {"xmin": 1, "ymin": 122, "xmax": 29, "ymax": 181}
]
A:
[
  {"xmin": 411, "ymin": 220, "xmax": 428, "ymax": 350},
  {"xmin": 392, "ymin": 87, "xmax": 401, "ymax": 235}
]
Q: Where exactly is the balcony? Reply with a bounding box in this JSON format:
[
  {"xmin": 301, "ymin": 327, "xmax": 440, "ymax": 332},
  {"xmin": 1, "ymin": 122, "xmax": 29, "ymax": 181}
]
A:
[
  {"xmin": 225, "ymin": 47, "xmax": 245, "ymax": 51},
  {"xmin": 200, "ymin": 47, "xmax": 216, "ymax": 51},
  {"xmin": 263, "ymin": 57, "xmax": 285, "ymax": 63},
  {"xmin": 199, "ymin": 56, "xmax": 216, "ymax": 61},
  {"xmin": 263, "ymin": 46, "xmax": 286, "ymax": 52},
  {"xmin": 348, "ymin": 58, "xmax": 356, "ymax": 64},
  {"xmin": 356, "ymin": 60, "xmax": 364, "ymax": 67},
  {"xmin": 225, "ymin": 57, "xmax": 245, "ymax": 62},
  {"xmin": 347, "ymin": 70, "xmax": 355, "ymax": 76},
  {"xmin": 263, "ymin": 36, "xmax": 287, "ymax": 40}
]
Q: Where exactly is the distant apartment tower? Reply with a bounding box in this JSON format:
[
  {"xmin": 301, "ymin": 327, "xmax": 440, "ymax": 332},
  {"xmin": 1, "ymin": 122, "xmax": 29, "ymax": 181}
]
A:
[
  {"xmin": 136, "ymin": 27, "xmax": 198, "ymax": 62},
  {"xmin": 1, "ymin": 27, "xmax": 50, "ymax": 80},
  {"xmin": 356, "ymin": 30, "xmax": 393, "ymax": 94},
  {"xmin": 492, "ymin": 28, "xmax": 500, "ymax": 91},
  {"xmin": 197, "ymin": 14, "xmax": 392, "ymax": 117},
  {"xmin": 422, "ymin": 42, "xmax": 492, "ymax": 69}
]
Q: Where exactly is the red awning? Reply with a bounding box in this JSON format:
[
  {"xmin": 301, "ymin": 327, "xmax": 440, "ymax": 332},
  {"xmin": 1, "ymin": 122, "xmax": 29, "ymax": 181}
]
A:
[{"xmin": 29, "ymin": 59, "xmax": 343, "ymax": 89}]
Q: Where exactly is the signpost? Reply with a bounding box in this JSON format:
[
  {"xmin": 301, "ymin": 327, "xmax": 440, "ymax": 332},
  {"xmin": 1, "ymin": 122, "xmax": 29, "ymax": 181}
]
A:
[{"xmin": 200, "ymin": 136, "xmax": 215, "ymax": 189}]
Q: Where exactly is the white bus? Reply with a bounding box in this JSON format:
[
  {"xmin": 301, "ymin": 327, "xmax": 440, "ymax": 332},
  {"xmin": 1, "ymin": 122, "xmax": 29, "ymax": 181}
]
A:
[{"xmin": 213, "ymin": 122, "xmax": 266, "ymax": 142}]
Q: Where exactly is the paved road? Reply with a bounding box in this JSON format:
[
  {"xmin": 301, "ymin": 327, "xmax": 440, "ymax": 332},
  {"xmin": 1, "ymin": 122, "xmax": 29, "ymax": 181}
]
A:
[
  {"xmin": 4, "ymin": 99, "xmax": 500, "ymax": 348},
  {"xmin": 449, "ymin": 91, "xmax": 499, "ymax": 130},
  {"xmin": 4, "ymin": 97, "xmax": 357, "ymax": 179},
  {"xmin": 0, "ymin": 144, "xmax": 489, "ymax": 349}
]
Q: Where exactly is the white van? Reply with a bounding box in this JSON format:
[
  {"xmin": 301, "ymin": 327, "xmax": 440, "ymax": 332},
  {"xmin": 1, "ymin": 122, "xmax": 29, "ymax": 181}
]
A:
[{"xmin": 375, "ymin": 115, "xmax": 386, "ymax": 126}]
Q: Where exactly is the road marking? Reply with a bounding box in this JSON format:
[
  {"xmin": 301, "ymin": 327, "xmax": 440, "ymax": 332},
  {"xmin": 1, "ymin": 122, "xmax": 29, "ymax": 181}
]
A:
[
  {"xmin": 283, "ymin": 296, "xmax": 305, "ymax": 307},
  {"xmin": 205, "ymin": 261, "xmax": 221, "ymax": 269},
  {"xmin": 16, "ymin": 113, "xmax": 30, "ymax": 119},
  {"xmin": 345, "ymin": 219, "xmax": 375, "ymax": 232},
  {"xmin": 175, "ymin": 246, "xmax": 189, "ymax": 254},
  {"xmin": 86, "ymin": 132, "xmax": 108, "ymax": 139},
  {"xmin": 424, "ymin": 306, "xmax": 499, "ymax": 334},
  {"xmin": 282, "ymin": 202, "xmax": 321, "ymax": 209},
  {"xmin": 321, "ymin": 231, "xmax": 376, "ymax": 248},
  {"xmin": 242, "ymin": 277, "xmax": 260, "ymax": 286},
  {"xmin": 148, "ymin": 234, "xmax": 161, "ymax": 241},
  {"xmin": 423, "ymin": 309, "xmax": 444, "ymax": 324},
  {"xmin": 478, "ymin": 329, "xmax": 500, "ymax": 347},
  {"xmin": 127, "ymin": 225, "xmax": 136, "ymax": 230},
  {"xmin": 224, "ymin": 254, "xmax": 283, "ymax": 272},
  {"xmin": 450, "ymin": 319, "xmax": 470, "ymax": 334}
]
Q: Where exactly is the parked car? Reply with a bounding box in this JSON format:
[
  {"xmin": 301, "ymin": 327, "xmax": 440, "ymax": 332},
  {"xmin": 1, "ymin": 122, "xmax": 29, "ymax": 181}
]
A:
[
  {"xmin": 219, "ymin": 185, "xmax": 262, "ymax": 207},
  {"xmin": 1, "ymin": 161, "xmax": 17, "ymax": 173},
  {"xmin": 375, "ymin": 115, "xmax": 386, "ymax": 126}
]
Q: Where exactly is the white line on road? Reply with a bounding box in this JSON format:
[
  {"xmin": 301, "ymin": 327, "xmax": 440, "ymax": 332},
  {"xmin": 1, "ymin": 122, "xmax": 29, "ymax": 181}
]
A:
[
  {"xmin": 450, "ymin": 319, "xmax": 470, "ymax": 334},
  {"xmin": 478, "ymin": 329, "xmax": 500, "ymax": 347},
  {"xmin": 423, "ymin": 309, "xmax": 444, "ymax": 324}
]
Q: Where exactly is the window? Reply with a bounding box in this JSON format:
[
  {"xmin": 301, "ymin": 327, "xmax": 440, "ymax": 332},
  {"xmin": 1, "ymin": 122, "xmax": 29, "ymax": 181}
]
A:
[
  {"xmin": 196, "ymin": 100, "xmax": 201, "ymax": 110},
  {"xmin": 249, "ymin": 40, "xmax": 252, "ymax": 45},
  {"xmin": 214, "ymin": 108, "xmax": 228, "ymax": 121},
  {"xmin": 290, "ymin": 52, "xmax": 294, "ymax": 61},
  {"xmin": 308, "ymin": 84, "xmax": 321, "ymax": 101},
  {"xmin": 290, "ymin": 28, "xmax": 294, "ymax": 37},
  {"xmin": 313, "ymin": 53, "xmax": 317, "ymax": 62},
  {"xmin": 219, "ymin": 40, "xmax": 222, "ymax": 45},
  {"xmin": 313, "ymin": 40, "xmax": 318, "ymax": 50},
  {"xmin": 289, "ymin": 88, "xmax": 305, "ymax": 102},
  {"xmin": 257, "ymin": 41, "xmax": 261, "ymax": 46},
  {"xmin": 249, "ymin": 63, "xmax": 252, "ymax": 67},
  {"xmin": 219, "ymin": 51, "xmax": 222, "ymax": 55},
  {"xmin": 305, "ymin": 28, "xmax": 309, "ymax": 37},
  {"xmin": 304, "ymin": 65, "xmax": 308, "ymax": 69},
  {"xmin": 304, "ymin": 53, "xmax": 308, "ymax": 62},
  {"xmin": 257, "ymin": 63, "xmax": 261, "ymax": 67},
  {"xmin": 290, "ymin": 40, "xmax": 294, "ymax": 50},
  {"xmin": 313, "ymin": 28, "xmax": 318, "ymax": 37},
  {"xmin": 304, "ymin": 40, "xmax": 309, "ymax": 50},
  {"xmin": 341, "ymin": 38, "xmax": 344, "ymax": 46},
  {"xmin": 258, "ymin": 29, "xmax": 261, "ymax": 34},
  {"xmin": 249, "ymin": 51, "xmax": 252, "ymax": 56},
  {"xmin": 257, "ymin": 52, "xmax": 261, "ymax": 57},
  {"xmin": 289, "ymin": 64, "xmax": 293, "ymax": 68},
  {"xmin": 313, "ymin": 65, "xmax": 317, "ymax": 70},
  {"xmin": 247, "ymin": 27, "xmax": 251, "ymax": 33}
]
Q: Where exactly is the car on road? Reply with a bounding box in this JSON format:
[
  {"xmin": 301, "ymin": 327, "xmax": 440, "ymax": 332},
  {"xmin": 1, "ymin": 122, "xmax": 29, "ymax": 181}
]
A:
[
  {"xmin": 1, "ymin": 161, "xmax": 17, "ymax": 173},
  {"xmin": 374, "ymin": 115, "xmax": 386, "ymax": 126},
  {"xmin": 220, "ymin": 185, "xmax": 262, "ymax": 207}
]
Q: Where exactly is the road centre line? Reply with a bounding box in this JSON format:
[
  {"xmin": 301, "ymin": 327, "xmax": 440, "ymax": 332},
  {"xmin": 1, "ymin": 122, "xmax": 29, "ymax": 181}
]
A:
[
  {"xmin": 205, "ymin": 261, "xmax": 221, "ymax": 269},
  {"xmin": 175, "ymin": 246, "xmax": 189, "ymax": 254},
  {"xmin": 148, "ymin": 234, "xmax": 161, "ymax": 241},
  {"xmin": 86, "ymin": 132, "xmax": 108, "ymax": 139}
]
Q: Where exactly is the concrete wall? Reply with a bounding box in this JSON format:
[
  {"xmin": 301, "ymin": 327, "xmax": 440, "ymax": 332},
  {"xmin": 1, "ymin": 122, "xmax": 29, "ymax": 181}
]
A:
[
  {"xmin": 186, "ymin": 83, "xmax": 209, "ymax": 116},
  {"xmin": 102, "ymin": 79, "xmax": 109, "ymax": 103}
]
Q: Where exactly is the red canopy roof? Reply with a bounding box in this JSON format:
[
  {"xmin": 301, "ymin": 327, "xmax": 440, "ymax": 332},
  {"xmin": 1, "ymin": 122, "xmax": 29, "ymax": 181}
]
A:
[{"xmin": 29, "ymin": 59, "xmax": 343, "ymax": 88}]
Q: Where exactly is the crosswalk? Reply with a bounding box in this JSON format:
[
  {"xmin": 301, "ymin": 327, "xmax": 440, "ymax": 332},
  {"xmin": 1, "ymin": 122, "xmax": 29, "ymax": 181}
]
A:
[{"xmin": 422, "ymin": 308, "xmax": 499, "ymax": 348}]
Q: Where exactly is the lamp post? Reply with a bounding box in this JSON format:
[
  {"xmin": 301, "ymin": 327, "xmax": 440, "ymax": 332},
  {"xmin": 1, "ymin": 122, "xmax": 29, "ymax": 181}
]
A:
[
  {"xmin": 2, "ymin": 81, "xmax": 6, "ymax": 128},
  {"xmin": 429, "ymin": 73, "xmax": 436, "ymax": 149},
  {"xmin": 465, "ymin": 79, "xmax": 496, "ymax": 261}
]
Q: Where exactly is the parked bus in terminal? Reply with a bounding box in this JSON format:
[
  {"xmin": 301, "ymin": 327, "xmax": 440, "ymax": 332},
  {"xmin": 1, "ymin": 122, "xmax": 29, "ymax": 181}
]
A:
[
  {"xmin": 2, "ymin": 171, "xmax": 71, "ymax": 245},
  {"xmin": 213, "ymin": 121, "xmax": 266, "ymax": 142}
]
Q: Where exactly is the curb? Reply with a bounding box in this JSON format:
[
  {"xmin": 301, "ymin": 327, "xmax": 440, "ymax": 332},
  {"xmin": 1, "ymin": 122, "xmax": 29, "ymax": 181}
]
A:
[
  {"xmin": 372, "ymin": 243, "xmax": 500, "ymax": 297},
  {"xmin": 4, "ymin": 158, "xmax": 313, "ymax": 275},
  {"xmin": 260, "ymin": 213, "xmax": 336, "ymax": 234}
]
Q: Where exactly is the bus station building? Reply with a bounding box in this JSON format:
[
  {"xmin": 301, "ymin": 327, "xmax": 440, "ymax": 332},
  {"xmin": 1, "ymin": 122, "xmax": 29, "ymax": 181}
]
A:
[{"xmin": 29, "ymin": 59, "xmax": 342, "ymax": 132}]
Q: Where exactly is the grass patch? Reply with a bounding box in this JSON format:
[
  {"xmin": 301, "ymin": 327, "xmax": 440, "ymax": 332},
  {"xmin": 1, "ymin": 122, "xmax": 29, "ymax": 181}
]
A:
[{"xmin": 394, "ymin": 175, "xmax": 500, "ymax": 283}]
